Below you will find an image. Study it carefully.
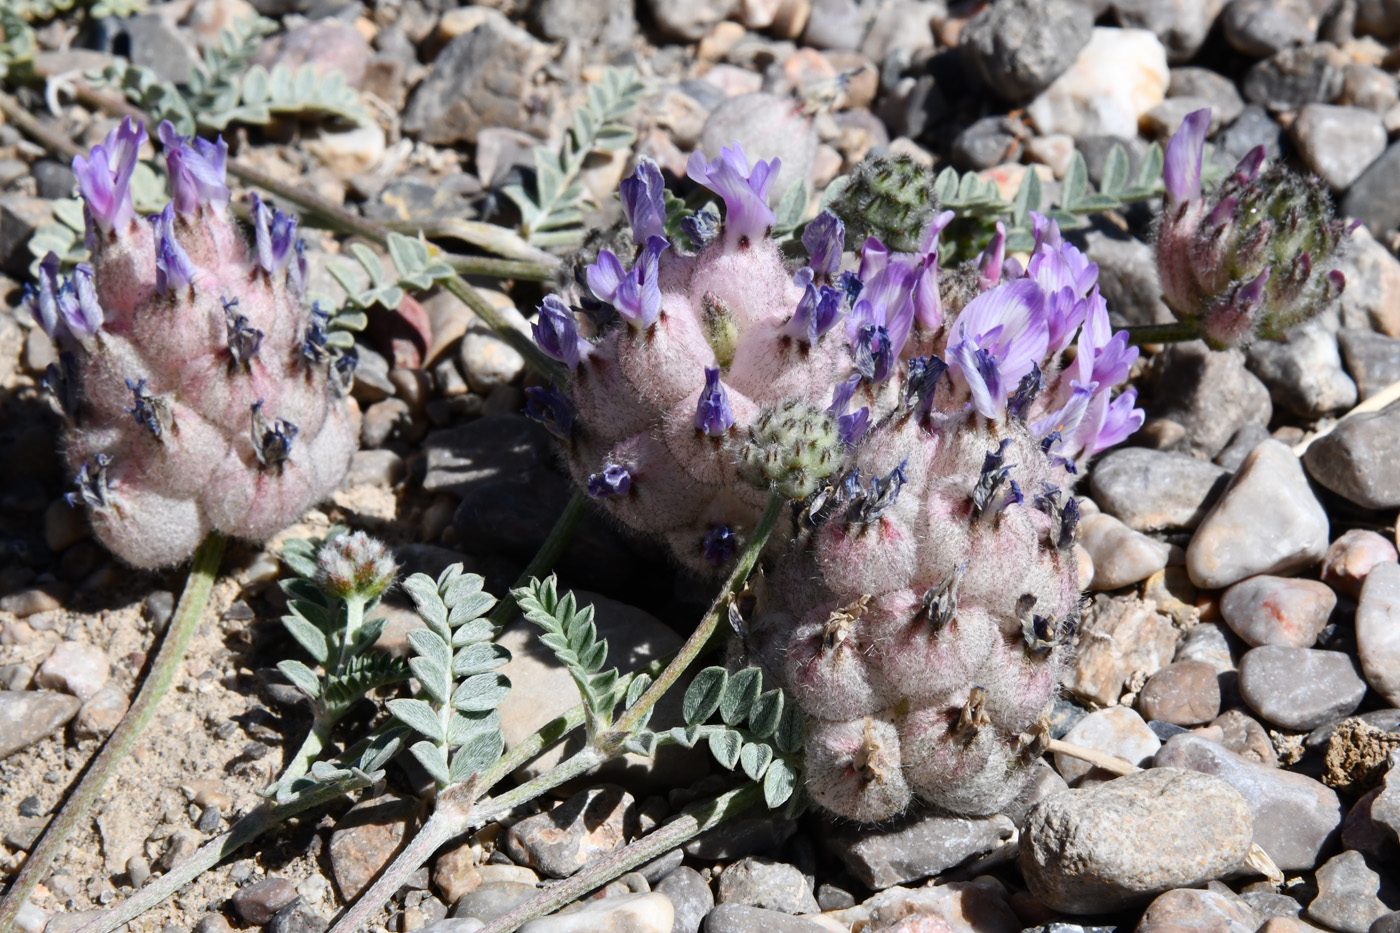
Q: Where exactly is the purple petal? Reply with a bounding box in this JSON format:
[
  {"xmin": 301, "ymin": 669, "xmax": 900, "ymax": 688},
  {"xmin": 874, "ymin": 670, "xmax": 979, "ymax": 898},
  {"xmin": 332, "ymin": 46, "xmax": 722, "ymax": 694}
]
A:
[
  {"xmin": 783, "ymin": 282, "xmax": 843, "ymax": 344},
  {"xmin": 858, "ymin": 237, "xmax": 888, "ymax": 281},
  {"xmin": 695, "ymin": 366, "xmax": 734, "ymax": 435},
  {"xmin": 586, "ymin": 249, "xmax": 625, "ymax": 304},
  {"xmin": 686, "ymin": 146, "xmax": 777, "ymax": 241},
  {"xmin": 68, "ymin": 264, "xmax": 104, "ymax": 337},
  {"xmin": 949, "ymin": 340, "xmax": 1001, "ymax": 419},
  {"xmin": 920, "ymin": 210, "xmax": 956, "ymax": 253},
  {"xmin": 1164, "ymin": 108, "xmax": 1210, "ymax": 205},
  {"xmin": 1089, "ymin": 388, "xmax": 1144, "ymax": 454},
  {"xmin": 73, "ymin": 117, "xmax": 147, "ymax": 234},
  {"xmin": 912, "ymin": 253, "xmax": 942, "ymax": 331},
  {"xmin": 613, "ymin": 235, "xmax": 670, "ymax": 329},
  {"xmin": 587, "ymin": 464, "xmax": 631, "ymax": 498},
  {"xmin": 28, "ymin": 253, "xmax": 64, "ymax": 339},
  {"xmin": 1029, "ymin": 379, "xmax": 1097, "ymax": 443},
  {"xmin": 150, "ymin": 202, "xmax": 198, "ymax": 295},
  {"xmin": 802, "ymin": 209, "xmax": 845, "ymax": 277},
  {"xmin": 160, "ymin": 121, "xmax": 230, "ymax": 215},
  {"xmin": 977, "ymin": 222, "xmax": 1006, "ymax": 290},
  {"xmin": 619, "ymin": 158, "xmax": 668, "ymax": 244},
  {"xmin": 952, "ymin": 278, "xmax": 1049, "ymax": 387},
  {"xmin": 532, "ymin": 294, "xmax": 587, "ymax": 369},
  {"xmin": 524, "ymin": 384, "xmax": 574, "ymax": 440}
]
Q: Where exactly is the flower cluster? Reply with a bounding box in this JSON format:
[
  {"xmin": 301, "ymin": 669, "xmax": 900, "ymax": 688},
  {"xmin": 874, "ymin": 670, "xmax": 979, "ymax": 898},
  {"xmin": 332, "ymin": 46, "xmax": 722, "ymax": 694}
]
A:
[
  {"xmin": 1157, "ymin": 108, "xmax": 1349, "ymax": 347},
  {"xmin": 530, "ymin": 147, "xmax": 1143, "ymax": 820},
  {"xmin": 26, "ymin": 118, "xmax": 359, "ymax": 568}
]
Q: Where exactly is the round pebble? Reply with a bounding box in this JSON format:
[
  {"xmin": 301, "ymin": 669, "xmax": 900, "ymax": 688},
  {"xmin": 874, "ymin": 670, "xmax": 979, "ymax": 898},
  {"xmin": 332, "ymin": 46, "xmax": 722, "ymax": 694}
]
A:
[
  {"xmin": 1137, "ymin": 660, "xmax": 1221, "ymax": 726},
  {"xmin": 1322, "ymin": 529, "xmax": 1398, "ymax": 600},
  {"xmin": 1356, "ymin": 561, "xmax": 1400, "ymax": 707},
  {"xmin": 231, "ymin": 877, "xmax": 297, "ymax": 925},
  {"xmin": 716, "ymin": 858, "xmax": 817, "ymax": 914},
  {"xmin": 1220, "ymin": 575, "xmax": 1337, "ymax": 647},
  {"xmin": 35, "ymin": 641, "xmax": 110, "ymax": 702},
  {"xmin": 1079, "ymin": 513, "xmax": 1172, "ymax": 590},
  {"xmin": 1054, "ymin": 707, "xmax": 1161, "ymax": 785},
  {"xmin": 1238, "ymin": 646, "xmax": 1366, "ymax": 730}
]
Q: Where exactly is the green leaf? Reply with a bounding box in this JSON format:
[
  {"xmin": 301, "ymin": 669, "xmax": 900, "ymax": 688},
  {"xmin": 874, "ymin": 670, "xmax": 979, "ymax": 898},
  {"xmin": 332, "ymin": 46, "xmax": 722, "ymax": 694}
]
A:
[
  {"xmin": 445, "ymin": 708, "xmax": 497, "ymax": 746},
  {"xmin": 774, "ymin": 703, "xmax": 804, "ymax": 754},
  {"xmin": 747, "ymin": 689, "xmax": 784, "ymax": 739},
  {"xmin": 408, "ymin": 657, "xmax": 450, "ymax": 706},
  {"xmin": 409, "ymin": 740, "xmax": 450, "ymax": 785},
  {"xmin": 451, "ymin": 673, "xmax": 511, "ymax": 712},
  {"xmin": 762, "ymin": 757, "xmax": 799, "ymax": 808},
  {"xmin": 933, "ymin": 166, "xmax": 958, "ymax": 204},
  {"xmin": 623, "ymin": 731, "xmax": 658, "ymax": 756},
  {"xmin": 739, "ymin": 742, "xmax": 773, "ymax": 782},
  {"xmin": 281, "ymin": 610, "xmax": 330, "ymax": 664},
  {"xmin": 402, "ymin": 573, "xmax": 450, "ymax": 641},
  {"xmin": 684, "ymin": 667, "xmax": 727, "ymax": 725},
  {"xmin": 720, "ymin": 667, "xmax": 762, "ymax": 726},
  {"xmin": 407, "ymin": 629, "xmax": 452, "ymax": 671},
  {"xmin": 1061, "ymin": 152, "xmax": 1089, "ymax": 210},
  {"xmin": 277, "ymin": 659, "xmax": 321, "ymax": 698},
  {"xmin": 1100, "ymin": 145, "xmax": 1129, "ymax": 196},
  {"xmin": 388, "ymin": 698, "xmax": 445, "ymax": 743},
  {"xmin": 624, "ymin": 674, "xmax": 651, "ymax": 708},
  {"xmin": 1010, "ymin": 166, "xmax": 1042, "ymax": 229},
  {"xmin": 708, "ymin": 728, "xmax": 743, "ymax": 770},
  {"xmin": 450, "ymin": 730, "xmax": 504, "ymax": 784},
  {"xmin": 1135, "ymin": 142, "xmax": 1164, "ymax": 190},
  {"xmin": 452, "ymin": 618, "xmax": 495, "ymax": 647},
  {"xmin": 452, "ymin": 643, "xmax": 511, "ymax": 677}
]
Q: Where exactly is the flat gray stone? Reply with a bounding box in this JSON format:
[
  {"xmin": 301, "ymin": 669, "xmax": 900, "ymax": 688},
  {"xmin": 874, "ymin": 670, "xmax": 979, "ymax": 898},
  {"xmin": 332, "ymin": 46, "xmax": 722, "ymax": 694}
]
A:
[
  {"xmin": 1146, "ymin": 342, "xmax": 1272, "ymax": 460},
  {"xmin": 702, "ymin": 905, "xmax": 829, "ymax": 933},
  {"xmin": 1154, "ymin": 733, "xmax": 1343, "ymax": 870},
  {"xmin": 1290, "ymin": 104, "xmax": 1388, "ymax": 191},
  {"xmin": 1221, "ymin": 576, "xmax": 1337, "ymax": 648},
  {"xmin": 1307, "ymin": 851, "xmax": 1392, "ymax": 933},
  {"xmin": 1237, "ymin": 646, "xmax": 1367, "ymax": 729},
  {"xmin": 1187, "ymin": 440, "xmax": 1329, "ymax": 589},
  {"xmin": 1343, "ymin": 140, "xmax": 1400, "ymax": 239},
  {"xmin": 1357, "ymin": 561, "xmax": 1400, "ymax": 707},
  {"xmin": 1019, "ymin": 768, "xmax": 1253, "ymax": 913},
  {"xmin": 504, "ymin": 786, "xmax": 637, "ymax": 879},
  {"xmin": 1304, "ymin": 403, "xmax": 1400, "ymax": 509},
  {"xmin": 1246, "ymin": 320, "xmax": 1358, "ymax": 417},
  {"xmin": 0, "ymin": 690, "xmax": 81, "ymax": 761},
  {"xmin": 1338, "ymin": 328, "xmax": 1400, "ymax": 401},
  {"xmin": 1079, "ymin": 513, "xmax": 1172, "ymax": 590},
  {"xmin": 1090, "ymin": 447, "xmax": 1229, "ymax": 532},
  {"xmin": 823, "ymin": 807, "xmax": 1016, "ymax": 889},
  {"xmin": 1134, "ymin": 888, "xmax": 1261, "ymax": 933},
  {"xmin": 716, "ymin": 858, "xmax": 818, "ymax": 914}
]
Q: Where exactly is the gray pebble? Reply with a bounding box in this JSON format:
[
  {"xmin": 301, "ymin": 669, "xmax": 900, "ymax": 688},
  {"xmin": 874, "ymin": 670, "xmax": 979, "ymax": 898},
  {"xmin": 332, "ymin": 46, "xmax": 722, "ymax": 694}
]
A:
[
  {"xmin": 1238, "ymin": 645, "xmax": 1366, "ymax": 729},
  {"xmin": 1138, "ymin": 660, "xmax": 1222, "ymax": 726},
  {"xmin": 504, "ymin": 785, "xmax": 637, "ymax": 879},
  {"xmin": 1242, "ymin": 43, "xmax": 1347, "ymax": 111},
  {"xmin": 1114, "ymin": 0, "xmax": 1223, "ymax": 62},
  {"xmin": 142, "ymin": 590, "xmax": 175, "ymax": 634},
  {"xmin": 517, "ymin": 892, "xmax": 673, "ymax": 933},
  {"xmin": 1304, "ymin": 404, "xmax": 1400, "ymax": 509},
  {"xmin": 960, "ymin": 0, "xmax": 1093, "ymax": 102},
  {"xmin": 1343, "ymin": 63, "xmax": 1399, "ymax": 115},
  {"xmin": 1245, "ymin": 321, "xmax": 1358, "ymax": 416},
  {"xmin": 1079, "ymin": 513, "xmax": 1172, "ymax": 590},
  {"xmin": 1338, "ymin": 329, "xmax": 1400, "ymax": 402},
  {"xmin": 654, "ymin": 867, "xmax": 713, "ymax": 933},
  {"xmin": 1221, "ymin": 576, "xmax": 1337, "ymax": 648},
  {"xmin": 1215, "ymin": 105, "xmax": 1287, "ymax": 163},
  {"xmin": 647, "ymin": 0, "xmax": 736, "ymax": 40},
  {"xmin": 1187, "ymin": 440, "xmax": 1329, "ymax": 590},
  {"xmin": 1356, "ymin": 562, "xmax": 1400, "ymax": 708},
  {"xmin": 1090, "ymin": 447, "xmax": 1229, "ymax": 532},
  {"xmin": 1145, "ymin": 342, "xmax": 1272, "ymax": 460},
  {"xmin": 1290, "ymin": 104, "xmax": 1387, "ymax": 191},
  {"xmin": 1055, "ymin": 707, "xmax": 1161, "ymax": 785},
  {"xmin": 815, "ymin": 885, "xmax": 854, "ymax": 911},
  {"xmin": 1240, "ymin": 891, "xmax": 1303, "ymax": 920},
  {"xmin": 1214, "ymin": 422, "xmax": 1271, "ymax": 471},
  {"xmin": 1307, "ymin": 851, "xmax": 1392, "ymax": 933},
  {"xmin": 1135, "ymin": 888, "xmax": 1261, "ymax": 933},
  {"xmin": 230, "ymin": 878, "xmax": 297, "ymax": 926},
  {"xmin": 1020, "ymin": 768, "xmax": 1253, "ymax": 913},
  {"xmin": 266, "ymin": 898, "xmax": 328, "ymax": 933},
  {"xmin": 702, "ymin": 905, "xmax": 828, "ymax": 933},
  {"xmin": 716, "ymin": 858, "xmax": 817, "ymax": 914},
  {"xmin": 1335, "ymin": 226, "xmax": 1400, "ymax": 335},
  {"xmin": 823, "ymin": 807, "xmax": 1016, "ymax": 889},
  {"xmin": 0, "ymin": 691, "xmax": 81, "ymax": 762},
  {"xmin": 451, "ymin": 882, "xmax": 539, "ymax": 923},
  {"xmin": 1223, "ymin": 0, "xmax": 1320, "ymax": 57},
  {"xmin": 801, "ymin": 0, "xmax": 862, "ymax": 50},
  {"xmin": 1154, "ymin": 732, "xmax": 1343, "ymax": 870},
  {"xmin": 1169, "ymin": 67, "xmax": 1246, "ymax": 124},
  {"xmin": 950, "ymin": 116, "xmax": 1022, "ymax": 171}
]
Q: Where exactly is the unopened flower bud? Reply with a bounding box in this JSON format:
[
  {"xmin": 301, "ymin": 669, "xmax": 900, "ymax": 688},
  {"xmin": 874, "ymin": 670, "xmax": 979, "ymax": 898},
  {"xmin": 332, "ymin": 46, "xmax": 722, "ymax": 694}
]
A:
[{"xmin": 316, "ymin": 531, "xmax": 398, "ymax": 600}]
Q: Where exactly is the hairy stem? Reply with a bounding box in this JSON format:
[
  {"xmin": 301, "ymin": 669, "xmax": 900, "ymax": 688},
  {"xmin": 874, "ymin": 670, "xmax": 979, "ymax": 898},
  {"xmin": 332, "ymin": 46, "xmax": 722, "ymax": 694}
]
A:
[
  {"xmin": 477, "ymin": 783, "xmax": 764, "ymax": 933},
  {"xmin": 0, "ymin": 532, "xmax": 227, "ymax": 933},
  {"xmin": 72, "ymin": 775, "xmax": 372, "ymax": 933},
  {"xmin": 1125, "ymin": 320, "xmax": 1203, "ymax": 346},
  {"xmin": 604, "ymin": 490, "xmax": 784, "ymax": 745}
]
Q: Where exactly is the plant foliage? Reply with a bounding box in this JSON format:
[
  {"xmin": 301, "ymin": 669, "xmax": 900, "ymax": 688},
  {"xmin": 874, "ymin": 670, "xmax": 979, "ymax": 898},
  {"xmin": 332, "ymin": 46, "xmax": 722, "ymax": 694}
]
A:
[{"xmin": 514, "ymin": 575, "xmax": 621, "ymax": 736}]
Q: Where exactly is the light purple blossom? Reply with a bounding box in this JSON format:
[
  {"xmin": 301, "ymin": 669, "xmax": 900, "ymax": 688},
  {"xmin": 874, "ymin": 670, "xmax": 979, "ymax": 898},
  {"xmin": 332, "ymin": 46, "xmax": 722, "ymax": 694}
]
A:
[
  {"xmin": 532, "ymin": 295, "xmax": 588, "ymax": 369},
  {"xmin": 847, "ymin": 291, "xmax": 914, "ymax": 384},
  {"xmin": 72, "ymin": 117, "xmax": 147, "ymax": 235},
  {"xmin": 65, "ymin": 264, "xmax": 104, "ymax": 338},
  {"xmin": 977, "ymin": 222, "xmax": 1006, "ymax": 291},
  {"xmin": 782, "ymin": 271, "xmax": 843, "ymax": 345},
  {"xmin": 685, "ymin": 145, "xmax": 779, "ymax": 242},
  {"xmin": 911, "ymin": 252, "xmax": 942, "ymax": 331},
  {"xmin": 26, "ymin": 253, "xmax": 64, "ymax": 340},
  {"xmin": 919, "ymin": 210, "xmax": 956, "ymax": 254},
  {"xmin": 802, "ymin": 210, "xmax": 845, "ymax": 277},
  {"xmin": 588, "ymin": 464, "xmax": 631, "ymax": 499},
  {"xmin": 586, "ymin": 236, "xmax": 670, "ymax": 329},
  {"xmin": 249, "ymin": 193, "xmax": 298, "ymax": 276},
  {"xmin": 1164, "ymin": 108, "xmax": 1210, "ymax": 206},
  {"xmin": 1029, "ymin": 379, "xmax": 1097, "ymax": 448},
  {"xmin": 695, "ymin": 367, "xmax": 734, "ymax": 436},
  {"xmin": 858, "ymin": 237, "xmax": 888, "ymax": 281},
  {"xmin": 1087, "ymin": 388, "xmax": 1145, "ymax": 455},
  {"xmin": 150, "ymin": 203, "xmax": 199, "ymax": 296},
  {"xmin": 828, "ymin": 373, "xmax": 870, "ymax": 447},
  {"xmin": 158, "ymin": 121, "xmax": 229, "ymax": 215},
  {"xmin": 525, "ymin": 384, "xmax": 574, "ymax": 440},
  {"xmin": 620, "ymin": 158, "xmax": 668, "ymax": 244},
  {"xmin": 1065, "ymin": 295, "xmax": 1138, "ymax": 389},
  {"xmin": 946, "ymin": 278, "xmax": 1048, "ymax": 419}
]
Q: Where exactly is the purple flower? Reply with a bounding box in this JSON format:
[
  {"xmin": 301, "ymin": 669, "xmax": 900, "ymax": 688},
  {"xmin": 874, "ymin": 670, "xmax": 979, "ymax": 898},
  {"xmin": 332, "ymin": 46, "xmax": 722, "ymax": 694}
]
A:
[
  {"xmin": 587, "ymin": 464, "xmax": 631, "ymax": 499},
  {"xmin": 72, "ymin": 117, "xmax": 147, "ymax": 235},
  {"xmin": 695, "ymin": 367, "xmax": 734, "ymax": 436},
  {"xmin": 947, "ymin": 278, "xmax": 1049, "ymax": 416},
  {"xmin": 702, "ymin": 525, "xmax": 739, "ymax": 565},
  {"xmin": 949, "ymin": 342, "xmax": 1003, "ymax": 419},
  {"xmin": 620, "ymin": 158, "xmax": 668, "ymax": 244},
  {"xmin": 920, "ymin": 210, "xmax": 956, "ymax": 254},
  {"xmin": 782, "ymin": 277, "xmax": 843, "ymax": 345},
  {"xmin": 533, "ymin": 295, "xmax": 588, "ymax": 369},
  {"xmin": 249, "ymin": 193, "xmax": 298, "ymax": 276},
  {"xmin": 150, "ymin": 203, "xmax": 199, "ymax": 296},
  {"xmin": 586, "ymin": 236, "xmax": 669, "ymax": 329},
  {"xmin": 1087, "ymin": 388, "xmax": 1144, "ymax": 455},
  {"xmin": 525, "ymin": 384, "xmax": 574, "ymax": 440},
  {"xmin": 1029, "ymin": 379, "xmax": 1097, "ymax": 449},
  {"xmin": 858, "ymin": 237, "xmax": 888, "ymax": 281},
  {"xmin": 828, "ymin": 373, "xmax": 870, "ymax": 447},
  {"xmin": 903, "ymin": 354, "xmax": 948, "ymax": 414},
  {"xmin": 1164, "ymin": 108, "xmax": 1211, "ymax": 206},
  {"xmin": 847, "ymin": 293, "xmax": 914, "ymax": 384},
  {"xmin": 686, "ymin": 145, "xmax": 779, "ymax": 242},
  {"xmin": 26, "ymin": 253, "xmax": 64, "ymax": 340},
  {"xmin": 1006, "ymin": 363, "xmax": 1044, "ymax": 420},
  {"xmin": 681, "ymin": 209, "xmax": 719, "ymax": 248},
  {"xmin": 1064, "ymin": 294, "xmax": 1138, "ymax": 389},
  {"xmin": 158, "ymin": 121, "xmax": 229, "ymax": 215},
  {"xmin": 65, "ymin": 263, "xmax": 104, "ymax": 338},
  {"xmin": 977, "ymin": 222, "xmax": 1006, "ymax": 291},
  {"xmin": 802, "ymin": 210, "xmax": 845, "ymax": 277},
  {"xmin": 911, "ymin": 252, "xmax": 942, "ymax": 331}
]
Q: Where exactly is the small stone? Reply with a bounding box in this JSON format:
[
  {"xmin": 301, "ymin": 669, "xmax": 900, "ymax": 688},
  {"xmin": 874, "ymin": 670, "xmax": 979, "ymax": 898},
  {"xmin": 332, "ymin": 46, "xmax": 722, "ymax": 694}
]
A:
[
  {"xmin": 1055, "ymin": 707, "xmax": 1161, "ymax": 785},
  {"xmin": 304, "ymin": 123, "xmax": 386, "ymax": 180},
  {"xmin": 654, "ymin": 867, "xmax": 712, "ymax": 933},
  {"xmin": 1154, "ymin": 732, "xmax": 1343, "ymax": 870},
  {"xmin": 0, "ymin": 587, "xmax": 63, "ymax": 618},
  {"xmin": 1090, "ymin": 448, "xmax": 1229, "ymax": 532},
  {"xmin": 1343, "ymin": 143, "xmax": 1400, "ymax": 241},
  {"xmin": 74, "ymin": 685, "xmax": 129, "ymax": 741},
  {"xmin": 1304, "ymin": 404, "xmax": 1400, "ymax": 509},
  {"xmin": 1291, "ymin": 103, "xmax": 1387, "ymax": 191},
  {"xmin": 361, "ymin": 398, "xmax": 415, "ymax": 449},
  {"xmin": 716, "ymin": 858, "xmax": 817, "ymax": 914},
  {"xmin": 434, "ymin": 839, "xmax": 481, "ymax": 907},
  {"xmin": 43, "ymin": 500, "xmax": 87, "ymax": 553},
  {"xmin": 801, "ymin": 0, "xmax": 862, "ymax": 50},
  {"xmin": 422, "ymin": 416, "xmax": 550, "ymax": 498},
  {"xmin": 119, "ymin": 13, "xmax": 200, "ymax": 83},
  {"xmin": 1026, "ymin": 27, "xmax": 1169, "ymax": 139},
  {"xmin": 1211, "ymin": 709, "xmax": 1277, "ymax": 765},
  {"xmin": 266, "ymin": 898, "xmax": 328, "ymax": 933},
  {"xmin": 1356, "ymin": 561, "xmax": 1400, "ymax": 708},
  {"xmin": 1138, "ymin": 661, "xmax": 1221, "ymax": 726},
  {"xmin": 1238, "ymin": 646, "xmax": 1366, "ymax": 730},
  {"xmin": 1020, "ymin": 768, "xmax": 1254, "ymax": 913},
  {"xmin": 1080, "ymin": 513, "xmax": 1172, "ymax": 590},
  {"xmin": 1146, "ymin": 342, "xmax": 1273, "ymax": 460},
  {"xmin": 1064, "ymin": 595, "xmax": 1180, "ymax": 707},
  {"xmin": 1246, "ymin": 321, "xmax": 1358, "ymax": 416},
  {"xmin": 950, "ymin": 116, "xmax": 1023, "ymax": 171},
  {"xmin": 823, "ymin": 808, "xmax": 1016, "ymax": 889},
  {"xmin": 35, "ymin": 641, "xmax": 110, "ymax": 703},
  {"xmin": 328, "ymin": 794, "xmax": 417, "ymax": 900},
  {"xmin": 1338, "ymin": 329, "xmax": 1400, "ymax": 401},
  {"xmin": 451, "ymin": 882, "xmax": 539, "ymax": 923},
  {"xmin": 1214, "ymin": 422, "xmax": 1271, "ymax": 472},
  {"xmin": 1168, "ymin": 67, "xmax": 1246, "ymax": 124},
  {"xmin": 504, "ymin": 786, "xmax": 638, "ymax": 879},
  {"xmin": 1323, "ymin": 531, "xmax": 1397, "ymax": 599},
  {"xmin": 1083, "ymin": 229, "xmax": 1175, "ymax": 327},
  {"xmin": 960, "ymin": 0, "xmax": 1093, "ymax": 102},
  {"xmin": 1220, "ymin": 576, "xmax": 1337, "ymax": 647},
  {"xmin": 459, "ymin": 326, "xmax": 526, "ymax": 394},
  {"xmin": 1243, "ymin": 42, "xmax": 1347, "ymax": 111},
  {"xmin": 1115, "ymin": 0, "xmax": 1224, "ymax": 62},
  {"xmin": 1335, "ymin": 227, "xmax": 1400, "ymax": 337},
  {"xmin": 517, "ymin": 892, "xmax": 672, "ymax": 933},
  {"xmin": 1134, "ymin": 888, "xmax": 1261, "ymax": 933},
  {"xmin": 648, "ymin": 0, "xmax": 737, "ymax": 40},
  {"xmin": 701, "ymin": 905, "xmax": 829, "ymax": 933},
  {"xmin": 1307, "ymin": 851, "xmax": 1391, "ymax": 933},
  {"xmin": 1187, "ymin": 440, "xmax": 1330, "ymax": 590},
  {"xmin": 231, "ymin": 878, "xmax": 297, "ymax": 925},
  {"xmin": 1222, "ymin": 0, "xmax": 1321, "ymax": 57}
]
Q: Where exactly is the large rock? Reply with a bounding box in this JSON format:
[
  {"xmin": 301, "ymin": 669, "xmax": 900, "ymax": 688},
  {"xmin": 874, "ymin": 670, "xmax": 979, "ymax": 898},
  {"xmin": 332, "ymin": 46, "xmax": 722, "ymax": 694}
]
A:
[
  {"xmin": 1333, "ymin": 227, "xmax": 1400, "ymax": 337},
  {"xmin": 1245, "ymin": 320, "xmax": 1358, "ymax": 418},
  {"xmin": 1303, "ymin": 403, "xmax": 1400, "ymax": 509},
  {"xmin": 1135, "ymin": 888, "xmax": 1261, "ymax": 933},
  {"xmin": 1186, "ymin": 440, "xmax": 1329, "ymax": 590},
  {"xmin": 1154, "ymin": 733, "xmax": 1343, "ymax": 870},
  {"xmin": 698, "ymin": 94, "xmax": 819, "ymax": 207},
  {"xmin": 402, "ymin": 11, "xmax": 552, "ymax": 146},
  {"xmin": 1237, "ymin": 646, "xmax": 1367, "ymax": 730},
  {"xmin": 1020, "ymin": 768, "xmax": 1253, "ymax": 913},
  {"xmin": 1342, "ymin": 141, "xmax": 1400, "ymax": 242},
  {"xmin": 960, "ymin": 0, "xmax": 1093, "ymax": 102},
  {"xmin": 823, "ymin": 808, "xmax": 1016, "ymax": 889}
]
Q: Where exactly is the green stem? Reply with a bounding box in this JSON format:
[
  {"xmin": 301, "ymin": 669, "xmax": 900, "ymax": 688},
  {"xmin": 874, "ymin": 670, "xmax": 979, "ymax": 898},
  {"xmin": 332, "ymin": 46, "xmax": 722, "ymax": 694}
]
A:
[
  {"xmin": 1125, "ymin": 320, "xmax": 1203, "ymax": 346},
  {"xmin": 604, "ymin": 490, "xmax": 785, "ymax": 746},
  {"xmin": 274, "ymin": 715, "xmax": 337, "ymax": 790},
  {"xmin": 477, "ymin": 784, "xmax": 764, "ymax": 933},
  {"xmin": 71, "ymin": 775, "xmax": 372, "ymax": 933},
  {"xmin": 0, "ymin": 532, "xmax": 228, "ymax": 933}
]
